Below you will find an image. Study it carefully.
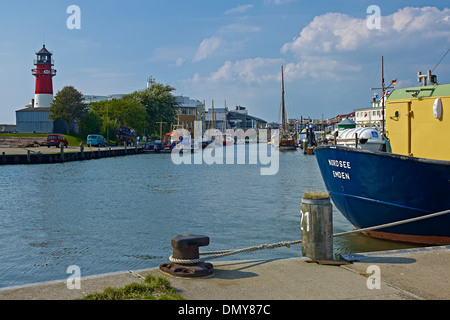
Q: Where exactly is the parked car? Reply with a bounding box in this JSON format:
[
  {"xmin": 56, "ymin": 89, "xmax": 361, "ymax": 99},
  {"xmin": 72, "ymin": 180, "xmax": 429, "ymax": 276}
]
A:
[
  {"xmin": 47, "ymin": 134, "xmax": 68, "ymax": 148},
  {"xmin": 87, "ymin": 134, "xmax": 107, "ymax": 147}
]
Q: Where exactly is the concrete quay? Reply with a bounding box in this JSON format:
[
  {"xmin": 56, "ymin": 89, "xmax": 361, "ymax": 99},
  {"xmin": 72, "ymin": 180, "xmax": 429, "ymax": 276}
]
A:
[{"xmin": 0, "ymin": 245, "xmax": 449, "ymax": 301}]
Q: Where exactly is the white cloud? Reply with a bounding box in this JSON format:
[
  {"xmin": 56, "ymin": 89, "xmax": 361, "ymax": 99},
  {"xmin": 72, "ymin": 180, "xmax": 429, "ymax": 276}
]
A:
[
  {"xmin": 282, "ymin": 7, "xmax": 450, "ymax": 56},
  {"xmin": 179, "ymin": 58, "xmax": 283, "ymax": 105},
  {"xmin": 193, "ymin": 36, "xmax": 223, "ymax": 62},
  {"xmin": 224, "ymin": 4, "xmax": 254, "ymax": 15},
  {"xmin": 178, "ymin": 58, "xmax": 285, "ymax": 120},
  {"xmin": 218, "ymin": 23, "xmax": 261, "ymax": 34},
  {"xmin": 279, "ymin": 6, "xmax": 450, "ymax": 82},
  {"xmin": 173, "ymin": 6, "xmax": 450, "ymax": 125},
  {"xmin": 263, "ymin": 0, "xmax": 293, "ymax": 4},
  {"xmin": 174, "ymin": 58, "xmax": 185, "ymax": 67},
  {"xmin": 192, "ymin": 22, "xmax": 261, "ymax": 63},
  {"xmin": 208, "ymin": 57, "xmax": 283, "ymax": 84},
  {"xmin": 284, "ymin": 56, "xmax": 362, "ymax": 82},
  {"xmin": 281, "ymin": 12, "xmax": 369, "ymax": 54}
]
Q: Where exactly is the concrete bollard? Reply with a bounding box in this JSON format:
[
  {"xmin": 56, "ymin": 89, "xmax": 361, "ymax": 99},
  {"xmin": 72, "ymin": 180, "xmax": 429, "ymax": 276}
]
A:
[{"xmin": 300, "ymin": 193, "xmax": 333, "ymax": 260}]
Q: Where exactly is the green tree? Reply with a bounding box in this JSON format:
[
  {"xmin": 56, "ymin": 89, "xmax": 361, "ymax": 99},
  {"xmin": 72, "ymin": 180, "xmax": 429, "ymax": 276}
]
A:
[
  {"xmin": 50, "ymin": 86, "xmax": 88, "ymax": 134},
  {"xmin": 90, "ymin": 98, "xmax": 148, "ymax": 136},
  {"xmin": 102, "ymin": 118, "xmax": 120, "ymax": 143},
  {"xmin": 123, "ymin": 83, "xmax": 178, "ymax": 136},
  {"xmin": 79, "ymin": 109, "xmax": 103, "ymax": 137}
]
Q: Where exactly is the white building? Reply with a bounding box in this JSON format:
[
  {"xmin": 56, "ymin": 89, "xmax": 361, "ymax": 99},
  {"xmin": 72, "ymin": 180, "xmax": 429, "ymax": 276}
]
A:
[
  {"xmin": 354, "ymin": 99, "xmax": 385, "ymax": 130},
  {"xmin": 174, "ymin": 96, "xmax": 202, "ymax": 116}
]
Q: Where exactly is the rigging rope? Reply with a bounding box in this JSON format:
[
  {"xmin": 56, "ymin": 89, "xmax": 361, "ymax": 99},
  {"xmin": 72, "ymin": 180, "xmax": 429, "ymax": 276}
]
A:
[
  {"xmin": 432, "ymin": 48, "xmax": 450, "ymax": 73},
  {"xmin": 169, "ymin": 208, "xmax": 450, "ymax": 265}
]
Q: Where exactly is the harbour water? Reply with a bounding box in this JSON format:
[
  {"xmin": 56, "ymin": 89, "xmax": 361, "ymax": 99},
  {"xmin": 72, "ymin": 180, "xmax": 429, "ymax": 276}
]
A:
[{"xmin": 0, "ymin": 143, "xmax": 418, "ymax": 289}]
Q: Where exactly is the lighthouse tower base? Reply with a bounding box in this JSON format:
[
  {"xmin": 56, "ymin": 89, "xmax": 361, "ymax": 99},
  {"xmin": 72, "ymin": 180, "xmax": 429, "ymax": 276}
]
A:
[{"xmin": 34, "ymin": 93, "xmax": 53, "ymax": 108}]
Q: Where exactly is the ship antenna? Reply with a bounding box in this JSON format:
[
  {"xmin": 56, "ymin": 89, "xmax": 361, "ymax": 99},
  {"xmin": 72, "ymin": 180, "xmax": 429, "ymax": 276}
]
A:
[{"xmin": 432, "ymin": 48, "xmax": 450, "ymax": 73}]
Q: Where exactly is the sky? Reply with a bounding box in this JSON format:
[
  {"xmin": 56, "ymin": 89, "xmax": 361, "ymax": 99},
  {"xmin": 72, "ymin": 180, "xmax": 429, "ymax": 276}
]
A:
[{"xmin": 0, "ymin": 0, "xmax": 449, "ymax": 125}]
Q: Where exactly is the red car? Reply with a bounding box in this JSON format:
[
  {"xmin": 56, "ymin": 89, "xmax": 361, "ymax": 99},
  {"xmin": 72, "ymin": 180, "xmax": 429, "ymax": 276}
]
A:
[{"xmin": 47, "ymin": 134, "xmax": 68, "ymax": 148}]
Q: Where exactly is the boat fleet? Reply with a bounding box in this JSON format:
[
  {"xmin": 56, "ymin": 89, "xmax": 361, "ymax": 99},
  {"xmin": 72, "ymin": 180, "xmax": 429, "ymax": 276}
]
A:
[{"xmin": 145, "ymin": 59, "xmax": 450, "ymax": 246}]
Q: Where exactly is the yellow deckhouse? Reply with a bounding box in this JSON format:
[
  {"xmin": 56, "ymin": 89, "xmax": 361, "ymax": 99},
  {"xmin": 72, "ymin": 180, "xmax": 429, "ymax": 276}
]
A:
[{"xmin": 385, "ymin": 71, "xmax": 450, "ymax": 161}]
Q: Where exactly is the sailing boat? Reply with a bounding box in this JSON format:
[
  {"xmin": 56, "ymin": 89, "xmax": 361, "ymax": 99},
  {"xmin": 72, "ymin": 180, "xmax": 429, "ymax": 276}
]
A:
[{"xmin": 277, "ymin": 66, "xmax": 297, "ymax": 150}]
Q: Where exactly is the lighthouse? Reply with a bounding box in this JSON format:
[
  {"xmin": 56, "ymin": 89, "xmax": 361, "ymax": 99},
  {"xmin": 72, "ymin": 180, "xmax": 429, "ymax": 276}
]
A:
[{"xmin": 31, "ymin": 45, "xmax": 56, "ymax": 108}]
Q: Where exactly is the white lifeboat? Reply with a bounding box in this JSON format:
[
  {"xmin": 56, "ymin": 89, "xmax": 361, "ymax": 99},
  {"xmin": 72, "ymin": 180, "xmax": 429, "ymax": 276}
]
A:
[{"xmin": 336, "ymin": 127, "xmax": 384, "ymax": 151}]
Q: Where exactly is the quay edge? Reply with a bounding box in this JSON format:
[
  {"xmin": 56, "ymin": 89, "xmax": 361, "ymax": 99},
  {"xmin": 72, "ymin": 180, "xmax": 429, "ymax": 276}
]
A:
[
  {"xmin": 0, "ymin": 147, "xmax": 144, "ymax": 165},
  {"xmin": 0, "ymin": 246, "xmax": 449, "ymax": 300}
]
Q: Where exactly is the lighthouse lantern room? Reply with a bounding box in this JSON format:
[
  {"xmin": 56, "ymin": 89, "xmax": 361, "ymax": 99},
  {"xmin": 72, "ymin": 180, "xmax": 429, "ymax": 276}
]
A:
[{"xmin": 31, "ymin": 45, "xmax": 56, "ymax": 108}]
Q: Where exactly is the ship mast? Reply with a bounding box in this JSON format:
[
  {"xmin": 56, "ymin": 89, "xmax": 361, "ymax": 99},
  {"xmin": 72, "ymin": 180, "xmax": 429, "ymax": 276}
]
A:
[
  {"xmin": 382, "ymin": 56, "xmax": 385, "ymax": 134},
  {"xmin": 371, "ymin": 56, "xmax": 389, "ymax": 135},
  {"xmin": 281, "ymin": 66, "xmax": 286, "ymax": 136}
]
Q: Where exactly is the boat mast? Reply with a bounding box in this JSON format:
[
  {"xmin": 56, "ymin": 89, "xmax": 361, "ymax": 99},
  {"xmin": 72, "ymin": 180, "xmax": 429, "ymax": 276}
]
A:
[
  {"xmin": 212, "ymin": 99, "xmax": 215, "ymax": 130},
  {"xmin": 371, "ymin": 56, "xmax": 387, "ymax": 135},
  {"xmin": 281, "ymin": 66, "xmax": 286, "ymax": 136},
  {"xmin": 381, "ymin": 56, "xmax": 385, "ymax": 135}
]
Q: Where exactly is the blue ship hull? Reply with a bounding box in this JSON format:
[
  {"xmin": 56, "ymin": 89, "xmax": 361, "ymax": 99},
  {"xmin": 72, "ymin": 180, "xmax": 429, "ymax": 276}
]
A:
[{"xmin": 314, "ymin": 145, "xmax": 450, "ymax": 245}]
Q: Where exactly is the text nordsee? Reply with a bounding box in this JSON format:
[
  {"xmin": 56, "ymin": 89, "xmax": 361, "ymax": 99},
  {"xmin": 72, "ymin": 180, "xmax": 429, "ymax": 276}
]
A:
[{"xmin": 328, "ymin": 159, "xmax": 352, "ymax": 180}]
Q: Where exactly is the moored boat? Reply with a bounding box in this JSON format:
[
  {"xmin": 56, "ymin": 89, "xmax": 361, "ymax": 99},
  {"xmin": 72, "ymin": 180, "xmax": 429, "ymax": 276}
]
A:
[
  {"xmin": 336, "ymin": 127, "xmax": 384, "ymax": 152},
  {"xmin": 315, "ymin": 66, "xmax": 450, "ymax": 245},
  {"xmin": 275, "ymin": 66, "xmax": 297, "ymax": 150},
  {"xmin": 116, "ymin": 126, "xmax": 136, "ymax": 143}
]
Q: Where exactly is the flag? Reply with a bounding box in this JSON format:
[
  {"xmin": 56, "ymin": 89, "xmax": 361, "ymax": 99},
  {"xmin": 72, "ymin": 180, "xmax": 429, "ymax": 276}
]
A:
[{"xmin": 391, "ymin": 79, "xmax": 397, "ymax": 84}]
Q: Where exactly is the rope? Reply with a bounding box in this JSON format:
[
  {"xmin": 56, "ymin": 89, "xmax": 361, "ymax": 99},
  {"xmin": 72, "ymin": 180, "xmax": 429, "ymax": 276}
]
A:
[
  {"xmin": 432, "ymin": 48, "xmax": 450, "ymax": 72},
  {"xmin": 169, "ymin": 240, "xmax": 302, "ymax": 265},
  {"xmin": 128, "ymin": 270, "xmax": 145, "ymax": 280},
  {"xmin": 333, "ymin": 208, "xmax": 450, "ymax": 237},
  {"xmin": 169, "ymin": 208, "xmax": 450, "ymax": 265}
]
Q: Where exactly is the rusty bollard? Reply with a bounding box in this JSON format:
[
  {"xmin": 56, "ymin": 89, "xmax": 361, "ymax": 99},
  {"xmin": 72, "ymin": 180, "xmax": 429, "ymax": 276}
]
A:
[{"xmin": 159, "ymin": 234, "xmax": 214, "ymax": 278}]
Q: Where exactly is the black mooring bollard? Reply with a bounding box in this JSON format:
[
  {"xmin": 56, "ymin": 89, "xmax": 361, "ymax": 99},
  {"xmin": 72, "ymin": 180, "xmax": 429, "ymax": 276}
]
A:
[
  {"xmin": 300, "ymin": 193, "xmax": 333, "ymax": 261},
  {"xmin": 159, "ymin": 234, "xmax": 214, "ymax": 278}
]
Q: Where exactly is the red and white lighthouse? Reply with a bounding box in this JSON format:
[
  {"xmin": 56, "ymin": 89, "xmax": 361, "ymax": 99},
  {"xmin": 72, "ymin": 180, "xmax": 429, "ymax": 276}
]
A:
[{"xmin": 31, "ymin": 45, "xmax": 56, "ymax": 108}]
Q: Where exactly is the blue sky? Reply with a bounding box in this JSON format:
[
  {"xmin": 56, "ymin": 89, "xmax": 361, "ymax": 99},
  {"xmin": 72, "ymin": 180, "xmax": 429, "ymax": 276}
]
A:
[{"xmin": 1, "ymin": 0, "xmax": 449, "ymax": 124}]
